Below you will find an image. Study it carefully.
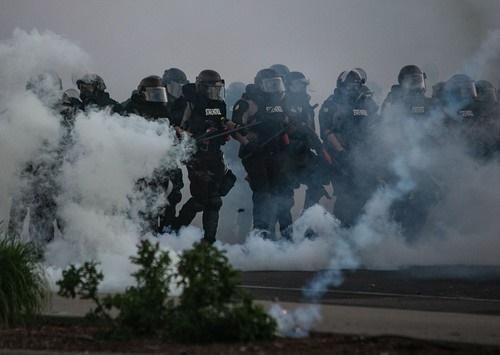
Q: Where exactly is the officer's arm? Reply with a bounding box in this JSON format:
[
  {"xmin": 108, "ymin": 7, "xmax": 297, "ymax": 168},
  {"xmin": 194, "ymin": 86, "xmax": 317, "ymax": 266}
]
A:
[
  {"xmin": 319, "ymin": 104, "xmax": 344, "ymax": 152},
  {"xmin": 179, "ymin": 103, "xmax": 193, "ymax": 134},
  {"xmin": 231, "ymin": 99, "xmax": 258, "ymax": 125},
  {"xmin": 230, "ymin": 99, "xmax": 258, "ymax": 145}
]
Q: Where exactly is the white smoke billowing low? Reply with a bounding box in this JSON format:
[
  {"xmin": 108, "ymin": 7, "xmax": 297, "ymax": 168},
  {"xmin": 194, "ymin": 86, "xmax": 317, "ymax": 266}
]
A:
[
  {"xmin": 1, "ymin": 27, "xmax": 500, "ymax": 336},
  {"xmin": 0, "ymin": 29, "xmax": 89, "ymax": 224}
]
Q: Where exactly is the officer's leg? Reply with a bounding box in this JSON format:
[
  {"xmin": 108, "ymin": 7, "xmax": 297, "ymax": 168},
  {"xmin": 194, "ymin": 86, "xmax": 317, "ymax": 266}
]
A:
[
  {"xmin": 202, "ymin": 196, "xmax": 223, "ymax": 244},
  {"xmin": 332, "ymin": 174, "xmax": 358, "ymax": 227},
  {"xmin": 160, "ymin": 168, "xmax": 184, "ymax": 231},
  {"xmin": 173, "ymin": 159, "xmax": 206, "ymax": 231},
  {"xmin": 174, "ymin": 197, "xmax": 203, "ymax": 230},
  {"xmin": 275, "ymin": 187, "xmax": 294, "ymax": 240},
  {"xmin": 243, "ymin": 156, "xmax": 274, "ymax": 235}
]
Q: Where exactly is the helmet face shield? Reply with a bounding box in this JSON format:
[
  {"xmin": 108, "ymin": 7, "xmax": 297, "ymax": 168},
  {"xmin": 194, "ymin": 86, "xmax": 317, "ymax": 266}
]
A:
[
  {"xmin": 166, "ymin": 82, "xmax": 183, "ymax": 98},
  {"xmin": 477, "ymin": 87, "xmax": 498, "ymax": 103},
  {"xmin": 144, "ymin": 87, "xmax": 168, "ymax": 103},
  {"xmin": 77, "ymin": 82, "xmax": 96, "ymax": 99},
  {"xmin": 199, "ymin": 81, "xmax": 225, "ymax": 100},
  {"xmin": 288, "ymin": 78, "xmax": 309, "ymax": 94},
  {"xmin": 454, "ymin": 82, "xmax": 477, "ymax": 101},
  {"xmin": 260, "ymin": 77, "xmax": 285, "ymax": 94},
  {"xmin": 401, "ymin": 73, "xmax": 426, "ymax": 91}
]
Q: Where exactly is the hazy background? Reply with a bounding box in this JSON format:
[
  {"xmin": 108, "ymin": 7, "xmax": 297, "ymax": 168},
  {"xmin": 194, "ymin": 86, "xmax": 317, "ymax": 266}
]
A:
[{"xmin": 1, "ymin": 0, "xmax": 499, "ymax": 104}]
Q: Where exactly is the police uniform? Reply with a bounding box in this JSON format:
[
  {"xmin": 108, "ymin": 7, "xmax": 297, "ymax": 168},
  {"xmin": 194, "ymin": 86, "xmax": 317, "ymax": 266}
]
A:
[
  {"xmin": 123, "ymin": 89, "xmax": 184, "ymax": 234},
  {"xmin": 233, "ymin": 86, "xmax": 292, "ymax": 238},
  {"xmin": 174, "ymin": 83, "xmax": 233, "ymax": 243},
  {"xmin": 319, "ymin": 87, "xmax": 379, "ymax": 227}
]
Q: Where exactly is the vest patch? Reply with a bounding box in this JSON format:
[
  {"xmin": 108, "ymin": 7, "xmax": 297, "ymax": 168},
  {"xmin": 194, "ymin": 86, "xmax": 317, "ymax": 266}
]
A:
[
  {"xmin": 458, "ymin": 110, "xmax": 474, "ymax": 118},
  {"xmin": 352, "ymin": 109, "xmax": 368, "ymax": 116},
  {"xmin": 205, "ymin": 108, "xmax": 222, "ymax": 116},
  {"xmin": 266, "ymin": 106, "xmax": 284, "ymax": 113},
  {"xmin": 411, "ymin": 106, "xmax": 425, "ymax": 114}
]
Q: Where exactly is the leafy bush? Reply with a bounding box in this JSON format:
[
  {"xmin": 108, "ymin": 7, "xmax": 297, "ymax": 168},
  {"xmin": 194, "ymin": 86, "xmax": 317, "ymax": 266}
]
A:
[
  {"xmin": 57, "ymin": 240, "xmax": 173, "ymax": 337},
  {"xmin": 0, "ymin": 234, "xmax": 48, "ymax": 327},
  {"xmin": 107, "ymin": 239, "xmax": 173, "ymax": 336},
  {"xmin": 169, "ymin": 242, "xmax": 276, "ymax": 342},
  {"xmin": 57, "ymin": 240, "xmax": 276, "ymax": 342}
]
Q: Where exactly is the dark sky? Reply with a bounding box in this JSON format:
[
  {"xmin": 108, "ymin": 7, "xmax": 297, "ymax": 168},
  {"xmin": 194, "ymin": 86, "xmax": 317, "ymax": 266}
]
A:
[{"xmin": 1, "ymin": 0, "xmax": 499, "ymax": 102}]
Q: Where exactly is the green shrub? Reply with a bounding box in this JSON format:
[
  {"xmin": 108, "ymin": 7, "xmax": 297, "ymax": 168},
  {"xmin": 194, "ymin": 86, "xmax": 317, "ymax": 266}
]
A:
[
  {"xmin": 168, "ymin": 242, "xmax": 276, "ymax": 342},
  {"xmin": 58, "ymin": 239, "xmax": 173, "ymax": 337},
  {"xmin": 57, "ymin": 240, "xmax": 276, "ymax": 342},
  {"xmin": 57, "ymin": 261, "xmax": 110, "ymax": 320},
  {"xmin": 108, "ymin": 239, "xmax": 173, "ymax": 336},
  {"xmin": 0, "ymin": 235, "xmax": 48, "ymax": 327}
]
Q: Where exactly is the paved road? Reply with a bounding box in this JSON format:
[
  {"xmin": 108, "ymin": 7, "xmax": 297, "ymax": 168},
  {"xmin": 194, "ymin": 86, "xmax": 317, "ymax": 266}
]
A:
[
  {"xmin": 240, "ymin": 266, "xmax": 500, "ymax": 315},
  {"xmin": 44, "ymin": 266, "xmax": 500, "ymax": 346}
]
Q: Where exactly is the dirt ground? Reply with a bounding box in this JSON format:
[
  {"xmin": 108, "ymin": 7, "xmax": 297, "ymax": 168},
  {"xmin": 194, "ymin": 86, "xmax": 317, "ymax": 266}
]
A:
[{"xmin": 1, "ymin": 317, "xmax": 499, "ymax": 355}]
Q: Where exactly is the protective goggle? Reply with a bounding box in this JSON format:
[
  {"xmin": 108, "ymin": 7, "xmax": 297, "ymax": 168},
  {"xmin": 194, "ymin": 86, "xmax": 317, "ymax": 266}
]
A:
[
  {"xmin": 261, "ymin": 77, "xmax": 285, "ymax": 93},
  {"xmin": 144, "ymin": 87, "xmax": 168, "ymax": 103},
  {"xmin": 166, "ymin": 82, "xmax": 183, "ymax": 98},
  {"xmin": 401, "ymin": 74, "xmax": 426, "ymax": 91}
]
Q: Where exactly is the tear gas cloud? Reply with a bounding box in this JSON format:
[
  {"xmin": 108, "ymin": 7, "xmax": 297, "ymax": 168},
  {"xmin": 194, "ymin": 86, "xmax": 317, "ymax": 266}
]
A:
[
  {"xmin": 0, "ymin": 10, "xmax": 499, "ymax": 284},
  {"xmin": 1, "ymin": 1, "xmax": 500, "ymax": 338}
]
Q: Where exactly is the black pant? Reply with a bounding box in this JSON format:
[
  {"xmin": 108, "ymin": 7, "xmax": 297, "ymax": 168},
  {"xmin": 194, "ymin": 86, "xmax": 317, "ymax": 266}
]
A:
[
  {"xmin": 243, "ymin": 152, "xmax": 293, "ymax": 238},
  {"xmin": 174, "ymin": 150, "xmax": 226, "ymax": 243}
]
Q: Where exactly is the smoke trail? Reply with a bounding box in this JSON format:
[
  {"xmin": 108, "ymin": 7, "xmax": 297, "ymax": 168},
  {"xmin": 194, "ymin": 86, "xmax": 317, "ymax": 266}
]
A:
[
  {"xmin": 0, "ymin": 29, "xmax": 89, "ymax": 225},
  {"xmin": 2, "ymin": 28, "xmax": 499, "ymax": 336}
]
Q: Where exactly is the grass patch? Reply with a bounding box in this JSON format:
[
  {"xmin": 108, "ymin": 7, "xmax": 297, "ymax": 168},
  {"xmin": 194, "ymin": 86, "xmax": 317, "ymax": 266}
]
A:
[{"xmin": 0, "ymin": 233, "xmax": 49, "ymax": 327}]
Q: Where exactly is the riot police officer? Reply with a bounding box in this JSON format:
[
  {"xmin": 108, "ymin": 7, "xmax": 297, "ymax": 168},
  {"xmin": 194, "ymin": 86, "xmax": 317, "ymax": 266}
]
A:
[
  {"xmin": 8, "ymin": 72, "xmax": 66, "ymax": 243},
  {"xmin": 269, "ymin": 64, "xmax": 290, "ymax": 79},
  {"xmin": 76, "ymin": 73, "xmax": 122, "ymax": 113},
  {"xmin": 319, "ymin": 68, "xmax": 379, "ymax": 227},
  {"xmin": 162, "ymin": 67, "xmax": 189, "ymax": 128},
  {"xmin": 174, "ymin": 69, "xmax": 235, "ymax": 243},
  {"xmin": 221, "ymin": 81, "xmax": 253, "ymax": 240},
  {"xmin": 476, "ymin": 80, "xmax": 499, "ymax": 119},
  {"xmin": 123, "ymin": 75, "xmax": 183, "ymax": 234},
  {"xmin": 232, "ymin": 68, "xmax": 292, "ymax": 239},
  {"xmin": 382, "ymin": 65, "xmax": 433, "ymax": 118},
  {"xmin": 284, "ymin": 71, "xmax": 331, "ymax": 210},
  {"xmin": 123, "ymin": 75, "xmax": 169, "ymax": 119}
]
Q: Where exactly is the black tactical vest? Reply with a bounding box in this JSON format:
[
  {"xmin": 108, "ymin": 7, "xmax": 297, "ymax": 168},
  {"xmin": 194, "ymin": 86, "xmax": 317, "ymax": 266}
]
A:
[
  {"xmin": 253, "ymin": 94, "xmax": 288, "ymax": 154},
  {"xmin": 188, "ymin": 95, "xmax": 227, "ymax": 151}
]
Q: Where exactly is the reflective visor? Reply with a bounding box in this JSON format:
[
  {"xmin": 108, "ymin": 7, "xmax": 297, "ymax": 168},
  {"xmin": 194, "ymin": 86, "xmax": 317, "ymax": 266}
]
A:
[
  {"xmin": 261, "ymin": 77, "xmax": 285, "ymax": 93},
  {"xmin": 401, "ymin": 74, "xmax": 425, "ymax": 91},
  {"xmin": 206, "ymin": 83, "xmax": 225, "ymax": 101},
  {"xmin": 144, "ymin": 87, "xmax": 168, "ymax": 103},
  {"xmin": 78, "ymin": 82, "xmax": 95, "ymax": 94},
  {"xmin": 454, "ymin": 82, "xmax": 477, "ymax": 101},
  {"xmin": 166, "ymin": 82, "xmax": 183, "ymax": 98},
  {"xmin": 477, "ymin": 88, "xmax": 498, "ymax": 103},
  {"xmin": 289, "ymin": 79, "xmax": 309, "ymax": 93}
]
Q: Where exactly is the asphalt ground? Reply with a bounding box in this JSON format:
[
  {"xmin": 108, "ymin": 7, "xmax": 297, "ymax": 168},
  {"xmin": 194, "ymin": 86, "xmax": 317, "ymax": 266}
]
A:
[{"xmin": 240, "ymin": 266, "xmax": 500, "ymax": 315}]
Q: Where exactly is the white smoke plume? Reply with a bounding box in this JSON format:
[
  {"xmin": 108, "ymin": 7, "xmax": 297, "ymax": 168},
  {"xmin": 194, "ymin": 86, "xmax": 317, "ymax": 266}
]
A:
[
  {"xmin": 1, "ymin": 28, "xmax": 500, "ymax": 337},
  {"xmin": 0, "ymin": 29, "xmax": 89, "ymax": 224},
  {"xmin": 464, "ymin": 29, "xmax": 500, "ymax": 82}
]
